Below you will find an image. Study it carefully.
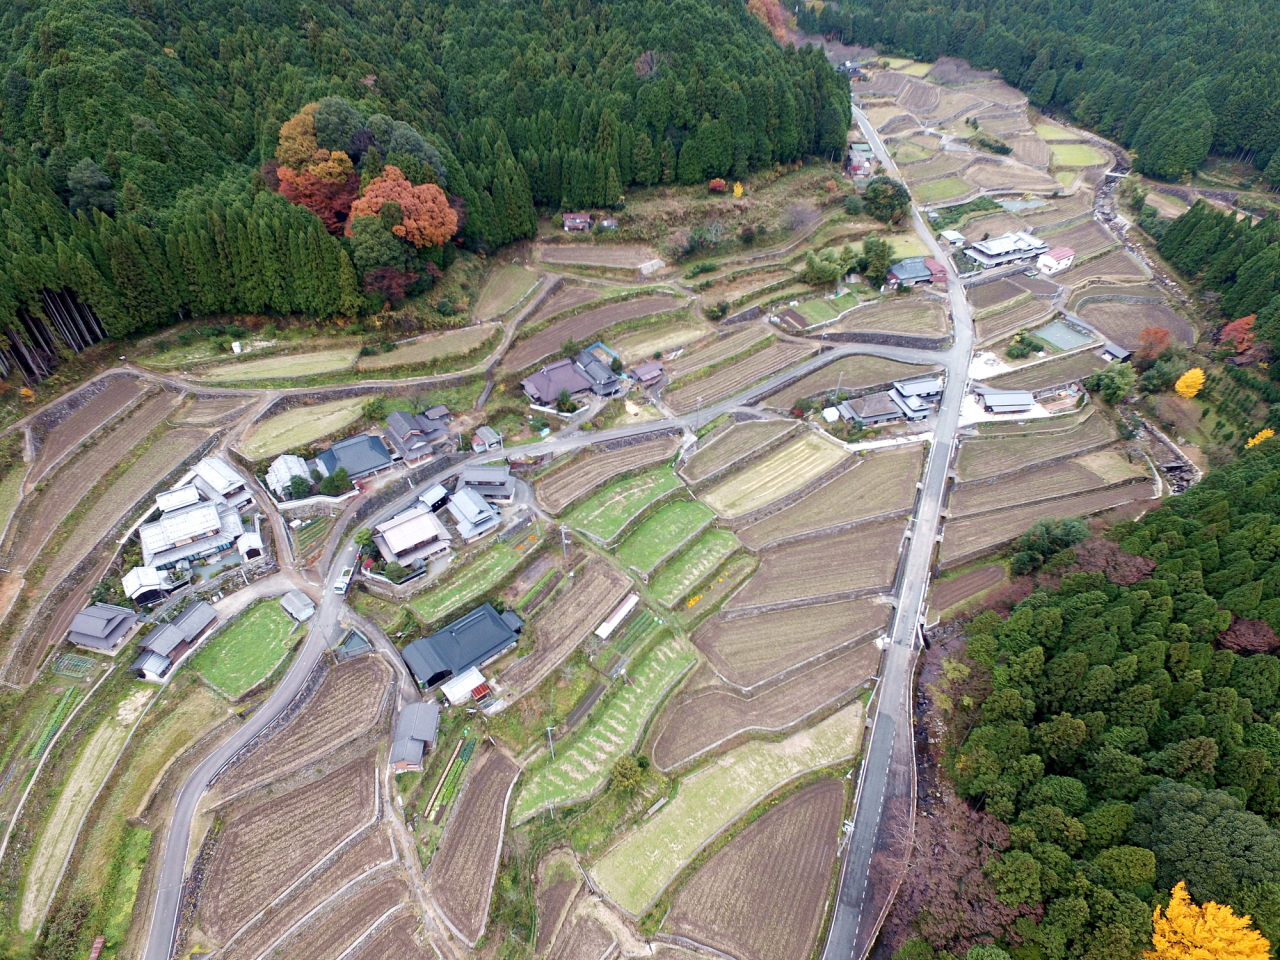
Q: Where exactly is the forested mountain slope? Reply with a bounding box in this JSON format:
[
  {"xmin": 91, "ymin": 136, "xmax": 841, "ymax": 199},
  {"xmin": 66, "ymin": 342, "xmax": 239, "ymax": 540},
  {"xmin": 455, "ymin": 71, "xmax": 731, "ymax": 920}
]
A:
[{"xmin": 802, "ymin": 0, "xmax": 1280, "ymax": 181}]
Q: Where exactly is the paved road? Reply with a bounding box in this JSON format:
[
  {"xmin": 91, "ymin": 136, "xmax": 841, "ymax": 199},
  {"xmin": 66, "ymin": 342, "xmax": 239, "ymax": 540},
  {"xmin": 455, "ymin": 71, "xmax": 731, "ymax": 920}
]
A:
[{"xmin": 821, "ymin": 99, "xmax": 977, "ymax": 960}]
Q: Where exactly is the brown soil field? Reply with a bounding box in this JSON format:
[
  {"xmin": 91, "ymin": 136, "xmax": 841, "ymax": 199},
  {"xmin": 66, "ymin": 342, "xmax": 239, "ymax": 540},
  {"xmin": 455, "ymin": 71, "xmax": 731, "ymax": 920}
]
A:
[
  {"xmin": 611, "ymin": 318, "xmax": 711, "ymax": 364},
  {"xmin": 863, "ymin": 72, "xmax": 908, "ymax": 96},
  {"xmin": 198, "ymin": 756, "xmax": 377, "ymax": 943},
  {"xmin": 1068, "ymin": 282, "xmax": 1162, "ymax": 310},
  {"xmin": 942, "ymin": 482, "xmax": 1155, "ymax": 564},
  {"xmin": 951, "ymin": 460, "xmax": 1107, "ymax": 516},
  {"xmin": 681, "ymin": 420, "xmax": 797, "ymax": 484},
  {"xmin": 174, "ymin": 396, "xmax": 253, "ymax": 425},
  {"xmin": 929, "ymin": 564, "xmax": 1006, "ymax": 612},
  {"xmin": 985, "ymin": 351, "xmax": 1106, "ymax": 391},
  {"xmin": 357, "ymin": 324, "xmax": 495, "ymax": 370},
  {"xmin": 924, "ymin": 90, "xmax": 985, "ymax": 123},
  {"xmin": 738, "ymin": 446, "xmax": 922, "ymax": 549},
  {"xmin": 665, "ymin": 780, "xmax": 844, "ymax": 960},
  {"xmin": 969, "ymin": 279, "xmax": 1028, "ymax": 311},
  {"xmin": 275, "ymin": 878, "xmax": 409, "ymax": 960},
  {"xmin": 1078, "ymin": 299, "xmax": 1194, "ymax": 349},
  {"xmin": 981, "ymin": 116, "xmax": 1033, "ymax": 137},
  {"xmin": 1021, "ymin": 193, "xmax": 1093, "ymax": 229},
  {"xmin": 535, "ymin": 875, "xmax": 580, "ymax": 954},
  {"xmin": 650, "ymin": 641, "xmax": 880, "ymax": 770},
  {"xmin": 665, "ymin": 342, "xmax": 814, "ymax": 414},
  {"xmin": 219, "ymin": 829, "xmax": 395, "ymax": 960},
  {"xmin": 216, "ymin": 658, "xmax": 391, "ymax": 795},
  {"xmin": 1018, "ymin": 276, "xmax": 1061, "ymax": 296},
  {"xmin": 1056, "ymin": 249, "xmax": 1147, "ymax": 287},
  {"xmin": 1009, "ymin": 136, "xmax": 1051, "ymax": 168},
  {"xmin": 536, "ymin": 435, "xmax": 680, "ymax": 514},
  {"xmin": 548, "ymin": 916, "xmax": 615, "ymax": 960},
  {"xmin": 526, "ymin": 286, "xmax": 600, "ymax": 326},
  {"xmin": 897, "ymin": 80, "xmax": 940, "ymax": 113},
  {"xmin": 665, "ymin": 326, "xmax": 773, "ymax": 380},
  {"xmin": 865, "ymin": 106, "xmax": 912, "ymax": 132},
  {"xmin": 504, "ymin": 296, "xmax": 682, "ymax": 370},
  {"xmin": 699, "ymin": 269, "xmax": 793, "ymax": 309},
  {"xmin": 9, "ymin": 390, "xmax": 181, "ymax": 568},
  {"xmin": 43, "ymin": 427, "xmax": 208, "ymax": 585},
  {"xmin": 766, "ymin": 356, "xmax": 940, "ymax": 411},
  {"xmin": 694, "ymin": 598, "xmax": 888, "ymax": 689},
  {"xmin": 975, "ymin": 299, "xmax": 1055, "ymax": 342},
  {"xmin": 972, "ymin": 80, "xmax": 1029, "ymax": 106},
  {"xmin": 33, "ymin": 376, "xmax": 143, "ymax": 471},
  {"xmin": 429, "ymin": 748, "xmax": 520, "ymax": 945},
  {"xmin": 824, "ymin": 299, "xmax": 949, "ymax": 338},
  {"xmin": 501, "ymin": 561, "xmax": 631, "ymax": 695},
  {"xmin": 956, "ymin": 412, "xmax": 1114, "ymax": 481},
  {"xmin": 351, "ymin": 913, "xmax": 430, "ymax": 960},
  {"xmin": 1041, "ymin": 219, "xmax": 1117, "ymax": 257},
  {"xmin": 963, "ymin": 160, "xmax": 1059, "ymax": 192},
  {"xmin": 926, "ymin": 57, "xmax": 998, "ymax": 84},
  {"xmin": 726, "ymin": 519, "xmax": 902, "ymax": 611},
  {"xmin": 963, "ymin": 212, "xmax": 1030, "ymax": 238},
  {"xmin": 537, "ymin": 244, "xmax": 657, "ymax": 268},
  {"xmin": 900, "ymin": 154, "xmax": 968, "ymax": 182}
]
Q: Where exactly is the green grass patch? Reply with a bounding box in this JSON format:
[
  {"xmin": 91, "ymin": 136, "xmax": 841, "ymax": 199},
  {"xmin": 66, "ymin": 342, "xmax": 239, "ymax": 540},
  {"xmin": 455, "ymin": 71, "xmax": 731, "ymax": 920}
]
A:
[
  {"xmin": 487, "ymin": 650, "xmax": 598, "ymax": 751},
  {"xmin": 796, "ymin": 292, "xmax": 857, "ymax": 325},
  {"xmin": 100, "ymin": 827, "xmax": 152, "ymax": 957},
  {"xmin": 0, "ymin": 464, "xmax": 25, "ymax": 534},
  {"xmin": 615, "ymin": 501, "xmax": 714, "ymax": 574},
  {"xmin": 475, "ymin": 264, "xmax": 540, "ymax": 321},
  {"xmin": 513, "ymin": 634, "xmax": 696, "ymax": 822},
  {"xmin": 649, "ymin": 530, "xmax": 740, "ymax": 607},
  {"xmin": 189, "ymin": 602, "xmax": 297, "ymax": 698},
  {"xmin": 913, "ymin": 177, "xmax": 970, "ymax": 203},
  {"xmin": 564, "ymin": 468, "xmax": 683, "ymax": 541},
  {"xmin": 1035, "ymin": 123, "xmax": 1076, "ymax": 141},
  {"xmin": 410, "ymin": 535, "xmax": 542, "ymax": 626},
  {"xmin": 1050, "ymin": 142, "xmax": 1105, "ymax": 166}
]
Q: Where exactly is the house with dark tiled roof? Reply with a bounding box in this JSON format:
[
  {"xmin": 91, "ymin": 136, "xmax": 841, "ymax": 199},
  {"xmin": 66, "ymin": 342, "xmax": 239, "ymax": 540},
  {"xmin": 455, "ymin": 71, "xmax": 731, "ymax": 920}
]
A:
[
  {"xmin": 68, "ymin": 603, "xmax": 140, "ymax": 655},
  {"xmin": 521, "ymin": 358, "xmax": 592, "ymax": 405},
  {"xmin": 315, "ymin": 434, "xmax": 393, "ymax": 480}
]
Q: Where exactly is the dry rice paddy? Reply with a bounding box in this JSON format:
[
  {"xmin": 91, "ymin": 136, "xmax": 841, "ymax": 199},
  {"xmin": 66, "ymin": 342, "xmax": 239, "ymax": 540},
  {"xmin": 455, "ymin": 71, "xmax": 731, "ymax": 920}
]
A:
[
  {"xmin": 681, "ymin": 420, "xmax": 797, "ymax": 484},
  {"xmin": 956, "ymin": 411, "xmax": 1114, "ymax": 481},
  {"xmin": 240, "ymin": 399, "xmax": 364, "ymax": 460},
  {"xmin": 356, "ymin": 325, "xmax": 496, "ymax": 370},
  {"xmin": 766, "ymin": 357, "xmax": 939, "ymax": 411},
  {"xmin": 192, "ymin": 348, "xmax": 359, "ymax": 383},
  {"xmin": 536, "ymin": 436, "xmax": 680, "ymax": 514},
  {"xmin": 664, "ymin": 342, "xmax": 814, "ymax": 414},
  {"xmin": 702, "ymin": 433, "xmax": 847, "ymax": 518},
  {"xmin": 823, "ymin": 299, "xmax": 949, "ymax": 338}
]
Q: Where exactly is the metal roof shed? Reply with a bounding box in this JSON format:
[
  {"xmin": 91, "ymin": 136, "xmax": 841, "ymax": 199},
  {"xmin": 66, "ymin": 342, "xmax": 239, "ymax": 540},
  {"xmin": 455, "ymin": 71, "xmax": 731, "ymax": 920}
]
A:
[
  {"xmin": 280, "ymin": 590, "xmax": 316, "ymax": 622},
  {"xmin": 978, "ymin": 389, "xmax": 1035, "ymax": 414}
]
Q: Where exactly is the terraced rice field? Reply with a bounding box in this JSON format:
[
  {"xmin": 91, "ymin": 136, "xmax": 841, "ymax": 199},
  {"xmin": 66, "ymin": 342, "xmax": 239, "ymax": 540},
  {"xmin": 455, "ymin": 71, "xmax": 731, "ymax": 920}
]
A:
[
  {"xmin": 985, "ymin": 351, "xmax": 1106, "ymax": 391},
  {"xmin": 275, "ymin": 878, "xmax": 409, "ymax": 960},
  {"xmin": 650, "ymin": 641, "xmax": 880, "ymax": 770},
  {"xmin": 174, "ymin": 397, "xmax": 252, "ymax": 425},
  {"xmin": 1078, "ymin": 299, "xmax": 1194, "ymax": 349},
  {"xmin": 956, "ymin": 411, "xmax": 1113, "ymax": 481},
  {"xmin": 32, "ymin": 376, "xmax": 142, "ymax": 472},
  {"xmin": 929, "ymin": 564, "xmax": 1006, "ymax": 613},
  {"xmin": 512, "ymin": 635, "xmax": 696, "ymax": 821},
  {"xmin": 694, "ymin": 598, "xmax": 888, "ymax": 689},
  {"xmin": 1035, "ymin": 123, "xmax": 1076, "ymax": 141},
  {"xmin": 681, "ymin": 420, "xmax": 796, "ymax": 484},
  {"xmin": 1050, "ymin": 142, "xmax": 1106, "ymax": 166},
  {"xmin": 611, "ymin": 318, "xmax": 710, "ymax": 364},
  {"xmin": 794, "ymin": 292, "xmax": 857, "ymax": 325},
  {"xmin": 501, "ymin": 561, "xmax": 632, "ymax": 696},
  {"xmin": 900, "ymin": 153, "xmax": 968, "ymax": 182},
  {"xmin": 766, "ymin": 357, "xmax": 939, "ymax": 411},
  {"xmin": 913, "ymin": 177, "xmax": 971, "ymax": 203},
  {"xmin": 591, "ymin": 704, "xmax": 864, "ymax": 915},
  {"xmin": 664, "ymin": 326, "xmax": 773, "ymax": 380},
  {"xmin": 664, "ymin": 781, "xmax": 845, "ymax": 960},
  {"xmin": 950, "ymin": 457, "xmax": 1119, "ymax": 516},
  {"xmin": 824, "ymin": 299, "xmax": 949, "ymax": 338},
  {"xmin": 964, "ymin": 162, "xmax": 1058, "ymax": 192},
  {"xmin": 191, "ymin": 348, "xmax": 358, "ymax": 383},
  {"xmin": 725, "ymin": 520, "xmax": 902, "ymax": 611},
  {"xmin": 525, "ymin": 285, "xmax": 600, "ymax": 325},
  {"xmin": 351, "ymin": 913, "xmax": 429, "ymax": 960},
  {"xmin": 536, "ymin": 435, "xmax": 680, "ymax": 514},
  {"xmin": 504, "ymin": 296, "xmax": 683, "ymax": 370},
  {"xmin": 474, "ymin": 264, "xmax": 540, "ymax": 320},
  {"xmin": 1041, "ymin": 219, "xmax": 1117, "ymax": 258},
  {"xmin": 1009, "ymin": 136, "xmax": 1051, "ymax": 168},
  {"xmin": 736, "ymin": 446, "xmax": 923, "ymax": 549},
  {"xmin": 702, "ymin": 433, "xmax": 847, "ymax": 518},
  {"xmin": 240, "ymin": 399, "xmax": 363, "ymax": 460},
  {"xmin": 969, "ymin": 279, "xmax": 1030, "ymax": 312},
  {"xmin": 429, "ymin": 749, "xmax": 520, "ymax": 945},
  {"xmin": 1055, "ymin": 249, "xmax": 1147, "ymax": 287},
  {"xmin": 941, "ymin": 481, "xmax": 1156, "ymax": 564},
  {"xmin": 190, "ymin": 602, "xmax": 298, "ymax": 699},
  {"xmin": 974, "ymin": 299, "xmax": 1056, "ymax": 342},
  {"xmin": 666, "ymin": 341, "xmax": 815, "ymax": 413},
  {"xmin": 564, "ymin": 468, "xmax": 683, "ymax": 541},
  {"xmin": 356, "ymin": 325, "xmax": 496, "ymax": 370},
  {"xmin": 537, "ymin": 244, "xmax": 657, "ymax": 268},
  {"xmin": 615, "ymin": 500, "xmax": 714, "ymax": 574},
  {"xmin": 1021, "ymin": 192, "xmax": 1093, "ymax": 229},
  {"xmin": 1068, "ymin": 283, "xmax": 1163, "ymax": 310},
  {"xmin": 548, "ymin": 917, "xmax": 614, "ymax": 960},
  {"xmin": 650, "ymin": 530, "xmax": 741, "ymax": 607},
  {"xmin": 410, "ymin": 534, "xmax": 541, "ymax": 625}
]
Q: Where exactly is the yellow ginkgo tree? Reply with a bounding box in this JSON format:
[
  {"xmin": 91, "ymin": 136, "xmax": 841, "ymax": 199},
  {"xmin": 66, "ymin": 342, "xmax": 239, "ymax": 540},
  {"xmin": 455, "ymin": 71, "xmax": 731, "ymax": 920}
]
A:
[
  {"xmin": 1175, "ymin": 367, "xmax": 1206, "ymax": 399},
  {"xmin": 1145, "ymin": 881, "xmax": 1270, "ymax": 959},
  {"xmin": 1248, "ymin": 428, "xmax": 1275, "ymax": 448},
  {"xmin": 733, "ymin": 181, "xmax": 743, "ymax": 198}
]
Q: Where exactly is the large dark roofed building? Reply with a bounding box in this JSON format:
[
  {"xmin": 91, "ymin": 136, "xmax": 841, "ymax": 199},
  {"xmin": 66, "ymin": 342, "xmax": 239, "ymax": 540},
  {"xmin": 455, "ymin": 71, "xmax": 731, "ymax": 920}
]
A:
[
  {"xmin": 401, "ymin": 603, "xmax": 523, "ymax": 688},
  {"xmin": 316, "ymin": 434, "xmax": 393, "ymax": 480},
  {"xmin": 384, "ymin": 409, "xmax": 450, "ymax": 461},
  {"xmin": 68, "ymin": 603, "xmax": 140, "ymax": 654},
  {"xmin": 520, "ymin": 358, "xmax": 591, "ymax": 405}
]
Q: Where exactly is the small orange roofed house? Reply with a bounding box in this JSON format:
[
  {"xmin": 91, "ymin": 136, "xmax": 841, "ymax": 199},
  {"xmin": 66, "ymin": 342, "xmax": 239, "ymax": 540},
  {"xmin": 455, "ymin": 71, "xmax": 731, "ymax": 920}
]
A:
[
  {"xmin": 1037, "ymin": 246, "xmax": 1075, "ymax": 275},
  {"xmin": 562, "ymin": 212, "xmax": 591, "ymax": 232}
]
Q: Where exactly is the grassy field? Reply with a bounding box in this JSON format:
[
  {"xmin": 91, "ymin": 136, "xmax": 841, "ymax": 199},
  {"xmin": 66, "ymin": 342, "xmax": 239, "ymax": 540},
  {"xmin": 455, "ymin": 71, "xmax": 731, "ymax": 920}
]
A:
[
  {"xmin": 0, "ymin": 466, "xmax": 24, "ymax": 536},
  {"xmin": 914, "ymin": 177, "xmax": 971, "ymax": 203},
  {"xmin": 411, "ymin": 534, "xmax": 541, "ymax": 625},
  {"xmin": 1035, "ymin": 123, "xmax": 1076, "ymax": 141},
  {"xmin": 356, "ymin": 325, "xmax": 496, "ymax": 370},
  {"xmin": 240, "ymin": 398, "xmax": 363, "ymax": 459},
  {"xmin": 1050, "ymin": 142, "xmax": 1105, "ymax": 166},
  {"xmin": 1055, "ymin": 171, "xmax": 1077, "ymax": 187},
  {"xmin": 591, "ymin": 703, "xmax": 864, "ymax": 915},
  {"xmin": 512, "ymin": 635, "xmax": 695, "ymax": 821},
  {"xmin": 703, "ymin": 434, "xmax": 847, "ymax": 518},
  {"xmin": 565, "ymin": 469, "xmax": 683, "ymax": 541},
  {"xmin": 475, "ymin": 264, "xmax": 540, "ymax": 320},
  {"xmin": 191, "ymin": 348, "xmax": 359, "ymax": 383},
  {"xmin": 189, "ymin": 602, "xmax": 298, "ymax": 698},
  {"xmin": 796, "ymin": 293, "xmax": 857, "ymax": 325},
  {"xmin": 892, "ymin": 140, "xmax": 933, "ymax": 163},
  {"xmin": 615, "ymin": 501, "xmax": 715, "ymax": 573},
  {"xmin": 611, "ymin": 319, "xmax": 709, "ymax": 364},
  {"xmin": 650, "ymin": 530, "xmax": 740, "ymax": 607}
]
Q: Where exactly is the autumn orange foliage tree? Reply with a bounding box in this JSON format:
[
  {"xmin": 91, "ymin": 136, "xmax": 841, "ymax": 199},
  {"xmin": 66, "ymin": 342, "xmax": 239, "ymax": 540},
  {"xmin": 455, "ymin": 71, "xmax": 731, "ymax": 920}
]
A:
[
  {"xmin": 275, "ymin": 103, "xmax": 319, "ymax": 169},
  {"xmin": 747, "ymin": 0, "xmax": 787, "ymax": 41},
  {"xmin": 1220, "ymin": 314, "xmax": 1257, "ymax": 353},
  {"xmin": 276, "ymin": 149, "xmax": 359, "ymax": 232},
  {"xmin": 1135, "ymin": 326, "xmax": 1172, "ymax": 368},
  {"xmin": 348, "ymin": 166, "xmax": 457, "ymax": 248},
  {"xmin": 1145, "ymin": 882, "xmax": 1269, "ymax": 959}
]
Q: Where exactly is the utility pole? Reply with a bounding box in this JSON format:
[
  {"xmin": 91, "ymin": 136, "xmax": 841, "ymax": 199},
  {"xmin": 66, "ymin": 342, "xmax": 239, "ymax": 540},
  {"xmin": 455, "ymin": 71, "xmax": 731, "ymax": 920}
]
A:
[
  {"xmin": 546, "ymin": 726, "xmax": 556, "ymax": 760},
  {"xmin": 561, "ymin": 525, "xmax": 569, "ymax": 561}
]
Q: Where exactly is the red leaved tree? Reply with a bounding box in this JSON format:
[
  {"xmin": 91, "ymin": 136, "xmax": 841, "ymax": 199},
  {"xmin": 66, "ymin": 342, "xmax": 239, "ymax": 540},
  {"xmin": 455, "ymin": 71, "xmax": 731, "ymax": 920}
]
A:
[
  {"xmin": 363, "ymin": 267, "xmax": 420, "ymax": 306},
  {"xmin": 747, "ymin": 0, "xmax": 787, "ymax": 41},
  {"xmin": 347, "ymin": 166, "xmax": 457, "ymax": 248},
  {"xmin": 1134, "ymin": 326, "xmax": 1171, "ymax": 368},
  {"xmin": 1220, "ymin": 314, "xmax": 1257, "ymax": 353},
  {"xmin": 277, "ymin": 150, "xmax": 360, "ymax": 234}
]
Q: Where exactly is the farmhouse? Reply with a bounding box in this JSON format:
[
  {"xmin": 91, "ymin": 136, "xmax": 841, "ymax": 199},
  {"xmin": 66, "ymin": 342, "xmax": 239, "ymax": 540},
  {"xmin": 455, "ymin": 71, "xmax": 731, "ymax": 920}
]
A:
[
  {"xmin": 401, "ymin": 602, "xmax": 524, "ymax": 689},
  {"xmin": 419, "ymin": 483, "xmax": 451, "ymax": 512},
  {"xmin": 521, "ymin": 358, "xmax": 592, "ymax": 405},
  {"xmin": 472, "ymin": 425, "xmax": 503, "ymax": 453},
  {"xmin": 458, "ymin": 464, "xmax": 515, "ymax": 502},
  {"xmin": 562, "ymin": 212, "xmax": 591, "ymax": 232},
  {"xmin": 966, "ymin": 232, "xmax": 1048, "ymax": 268},
  {"xmin": 265, "ymin": 454, "xmax": 310, "ymax": 498},
  {"xmin": 237, "ymin": 531, "xmax": 264, "ymax": 561},
  {"xmin": 575, "ymin": 348, "xmax": 623, "ymax": 397},
  {"xmin": 940, "ymin": 230, "xmax": 966, "ymax": 246},
  {"xmin": 384, "ymin": 408, "xmax": 451, "ymax": 461},
  {"xmin": 976, "ymin": 387, "xmax": 1036, "ymax": 414},
  {"xmin": 130, "ymin": 600, "xmax": 218, "ymax": 682},
  {"xmin": 390, "ymin": 700, "xmax": 441, "ymax": 772},
  {"xmin": 632, "ymin": 359, "xmax": 664, "ymax": 386},
  {"xmin": 887, "ymin": 257, "xmax": 947, "ymax": 288},
  {"xmin": 840, "ymin": 391, "xmax": 903, "ymax": 426},
  {"xmin": 374, "ymin": 505, "xmax": 453, "ymax": 566},
  {"xmin": 193, "ymin": 457, "xmax": 254, "ymax": 510},
  {"xmin": 122, "ymin": 566, "xmax": 180, "ymax": 605},
  {"xmin": 139, "ymin": 497, "xmax": 244, "ymax": 569},
  {"xmin": 67, "ymin": 602, "xmax": 140, "ymax": 655},
  {"xmin": 314, "ymin": 433, "xmax": 393, "ymax": 481},
  {"xmin": 447, "ymin": 487, "xmax": 501, "ymax": 540},
  {"xmin": 280, "ymin": 589, "xmax": 316, "ymax": 622},
  {"xmin": 849, "ymin": 153, "xmax": 874, "ymax": 177},
  {"xmin": 894, "ymin": 377, "xmax": 944, "ymax": 400},
  {"xmin": 1037, "ymin": 247, "xmax": 1075, "ymax": 275}
]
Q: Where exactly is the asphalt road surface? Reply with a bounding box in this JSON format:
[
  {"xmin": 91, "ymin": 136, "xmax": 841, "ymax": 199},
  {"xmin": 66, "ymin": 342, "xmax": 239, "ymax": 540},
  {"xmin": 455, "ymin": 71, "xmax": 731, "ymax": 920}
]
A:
[{"xmin": 820, "ymin": 98, "xmax": 977, "ymax": 960}]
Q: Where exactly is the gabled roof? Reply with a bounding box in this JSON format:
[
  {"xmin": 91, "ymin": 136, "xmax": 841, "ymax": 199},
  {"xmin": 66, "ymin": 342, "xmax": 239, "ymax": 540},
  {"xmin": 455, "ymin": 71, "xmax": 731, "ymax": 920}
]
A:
[
  {"xmin": 850, "ymin": 391, "xmax": 903, "ymax": 418},
  {"xmin": 266, "ymin": 454, "xmax": 309, "ymax": 495},
  {"xmin": 575, "ymin": 349, "xmax": 619, "ymax": 393},
  {"xmin": 888, "ymin": 257, "xmax": 934, "ymax": 282},
  {"xmin": 894, "ymin": 377, "xmax": 943, "ymax": 397},
  {"xmin": 173, "ymin": 601, "xmax": 218, "ymax": 641},
  {"xmin": 521, "ymin": 358, "xmax": 592, "ymax": 404},
  {"xmin": 401, "ymin": 603, "xmax": 521, "ymax": 686},
  {"xmin": 131, "ymin": 651, "xmax": 171, "ymax": 678},
  {"xmin": 475, "ymin": 425, "xmax": 502, "ymax": 445},
  {"xmin": 1044, "ymin": 246, "xmax": 1075, "ymax": 261},
  {"xmin": 632, "ymin": 360, "xmax": 664, "ymax": 382},
  {"xmin": 376, "ymin": 506, "xmax": 450, "ymax": 556},
  {"xmin": 155, "ymin": 486, "xmax": 201, "ymax": 513},
  {"xmin": 142, "ymin": 624, "xmax": 185, "ymax": 656},
  {"xmin": 122, "ymin": 566, "xmax": 169, "ymax": 599},
  {"xmin": 318, "ymin": 434, "xmax": 392, "ymax": 479},
  {"xmin": 394, "ymin": 701, "xmax": 440, "ymax": 746},
  {"xmin": 68, "ymin": 603, "xmax": 139, "ymax": 652},
  {"xmin": 280, "ymin": 589, "xmax": 316, "ymax": 621},
  {"xmin": 460, "ymin": 464, "xmax": 511, "ymax": 485},
  {"xmin": 194, "ymin": 457, "xmax": 246, "ymax": 494}
]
